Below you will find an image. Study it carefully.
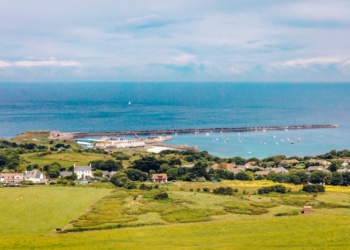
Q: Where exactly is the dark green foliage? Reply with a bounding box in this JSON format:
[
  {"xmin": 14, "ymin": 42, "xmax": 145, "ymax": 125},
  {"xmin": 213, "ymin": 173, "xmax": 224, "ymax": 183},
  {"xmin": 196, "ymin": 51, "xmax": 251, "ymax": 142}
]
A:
[
  {"xmin": 231, "ymin": 156, "xmax": 247, "ymax": 165},
  {"xmin": 267, "ymin": 172, "xmax": 290, "ymax": 183},
  {"xmin": 124, "ymin": 168, "xmax": 148, "ymax": 181},
  {"xmin": 154, "ymin": 192, "xmax": 168, "ymax": 200},
  {"xmin": 289, "ymin": 174, "xmax": 301, "ymax": 184},
  {"xmin": 310, "ymin": 171, "xmax": 326, "ymax": 184},
  {"xmin": 302, "ymin": 184, "xmax": 325, "ymax": 193},
  {"xmin": 131, "ymin": 156, "xmax": 166, "ymax": 173},
  {"xmin": 90, "ymin": 159, "xmax": 123, "ymax": 172},
  {"xmin": 328, "ymin": 161, "xmax": 341, "ymax": 172},
  {"xmin": 295, "ymin": 170, "xmax": 309, "ymax": 183},
  {"xmin": 46, "ymin": 162, "xmax": 61, "ymax": 178},
  {"xmin": 331, "ymin": 172, "xmax": 343, "ymax": 185},
  {"xmin": 343, "ymin": 172, "xmax": 350, "ymax": 186},
  {"xmin": 235, "ymin": 171, "xmax": 253, "ymax": 181},
  {"xmin": 166, "ymin": 168, "xmax": 178, "ymax": 181},
  {"xmin": 213, "ymin": 187, "xmax": 234, "ymax": 195},
  {"xmin": 203, "ymin": 187, "xmax": 210, "ymax": 192},
  {"xmin": 110, "ymin": 172, "xmax": 136, "ymax": 189},
  {"xmin": 257, "ymin": 185, "xmax": 287, "ymax": 194},
  {"xmin": 169, "ymin": 158, "xmax": 182, "ymax": 166}
]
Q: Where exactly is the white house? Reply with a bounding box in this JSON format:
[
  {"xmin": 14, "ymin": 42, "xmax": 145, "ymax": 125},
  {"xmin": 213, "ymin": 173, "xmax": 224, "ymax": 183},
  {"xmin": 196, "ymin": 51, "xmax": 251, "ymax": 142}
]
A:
[
  {"xmin": 0, "ymin": 173, "xmax": 23, "ymax": 183},
  {"xmin": 23, "ymin": 170, "xmax": 47, "ymax": 183},
  {"xmin": 73, "ymin": 164, "xmax": 92, "ymax": 179},
  {"xmin": 341, "ymin": 160, "xmax": 350, "ymax": 167}
]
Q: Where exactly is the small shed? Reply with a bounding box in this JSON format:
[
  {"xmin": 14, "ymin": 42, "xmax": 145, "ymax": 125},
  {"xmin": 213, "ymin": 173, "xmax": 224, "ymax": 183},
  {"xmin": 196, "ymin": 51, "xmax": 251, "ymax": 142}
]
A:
[{"xmin": 303, "ymin": 206, "xmax": 312, "ymax": 214}]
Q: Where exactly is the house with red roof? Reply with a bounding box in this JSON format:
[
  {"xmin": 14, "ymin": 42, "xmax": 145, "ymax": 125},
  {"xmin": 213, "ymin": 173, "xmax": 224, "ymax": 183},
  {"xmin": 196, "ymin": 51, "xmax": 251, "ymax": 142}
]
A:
[{"xmin": 151, "ymin": 174, "xmax": 168, "ymax": 183}]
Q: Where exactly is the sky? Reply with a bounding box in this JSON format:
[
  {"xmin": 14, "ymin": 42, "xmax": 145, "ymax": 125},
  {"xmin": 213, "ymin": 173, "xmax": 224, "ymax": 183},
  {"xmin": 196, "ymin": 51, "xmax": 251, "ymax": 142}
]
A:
[{"xmin": 0, "ymin": 0, "xmax": 350, "ymax": 82}]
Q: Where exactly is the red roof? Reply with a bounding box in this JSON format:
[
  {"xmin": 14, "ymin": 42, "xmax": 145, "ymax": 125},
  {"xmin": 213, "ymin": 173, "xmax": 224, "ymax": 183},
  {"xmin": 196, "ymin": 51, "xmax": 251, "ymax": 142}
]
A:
[{"xmin": 151, "ymin": 174, "xmax": 167, "ymax": 179}]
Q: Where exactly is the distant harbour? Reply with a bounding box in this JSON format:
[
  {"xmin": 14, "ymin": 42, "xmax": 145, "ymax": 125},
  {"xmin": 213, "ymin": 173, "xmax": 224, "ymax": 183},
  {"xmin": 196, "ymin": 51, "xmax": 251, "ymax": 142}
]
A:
[{"xmin": 50, "ymin": 124, "xmax": 338, "ymax": 140}]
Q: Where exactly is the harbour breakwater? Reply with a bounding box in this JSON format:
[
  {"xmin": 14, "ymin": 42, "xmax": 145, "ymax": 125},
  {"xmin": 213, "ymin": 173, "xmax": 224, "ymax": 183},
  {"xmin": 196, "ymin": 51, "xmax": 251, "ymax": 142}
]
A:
[{"xmin": 49, "ymin": 124, "xmax": 338, "ymax": 140}]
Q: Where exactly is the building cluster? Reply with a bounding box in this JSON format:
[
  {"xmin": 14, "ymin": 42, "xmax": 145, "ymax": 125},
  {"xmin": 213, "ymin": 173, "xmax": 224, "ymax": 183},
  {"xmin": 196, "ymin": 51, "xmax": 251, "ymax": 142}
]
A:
[
  {"xmin": 94, "ymin": 139, "xmax": 146, "ymax": 149},
  {"xmin": 0, "ymin": 170, "xmax": 47, "ymax": 185},
  {"xmin": 210, "ymin": 158, "xmax": 350, "ymax": 176}
]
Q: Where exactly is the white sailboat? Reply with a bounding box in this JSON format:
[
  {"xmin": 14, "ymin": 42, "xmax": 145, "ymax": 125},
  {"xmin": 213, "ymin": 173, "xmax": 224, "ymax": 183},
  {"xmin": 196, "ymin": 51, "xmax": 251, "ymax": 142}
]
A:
[{"xmin": 128, "ymin": 101, "xmax": 131, "ymax": 105}]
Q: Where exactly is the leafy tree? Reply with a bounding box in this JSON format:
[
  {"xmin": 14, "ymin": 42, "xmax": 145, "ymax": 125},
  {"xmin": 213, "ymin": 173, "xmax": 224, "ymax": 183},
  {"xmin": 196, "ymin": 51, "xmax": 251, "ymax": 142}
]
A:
[
  {"xmin": 328, "ymin": 161, "xmax": 341, "ymax": 172},
  {"xmin": 101, "ymin": 160, "xmax": 123, "ymax": 172},
  {"xmin": 124, "ymin": 168, "xmax": 148, "ymax": 181},
  {"xmin": 166, "ymin": 168, "xmax": 178, "ymax": 181},
  {"xmin": 342, "ymin": 172, "xmax": 350, "ymax": 186},
  {"xmin": 289, "ymin": 174, "xmax": 301, "ymax": 184},
  {"xmin": 131, "ymin": 156, "xmax": 166, "ymax": 173},
  {"xmin": 185, "ymin": 155, "xmax": 194, "ymax": 162},
  {"xmin": 235, "ymin": 171, "xmax": 253, "ymax": 181},
  {"xmin": 324, "ymin": 172, "xmax": 332, "ymax": 185},
  {"xmin": 158, "ymin": 164, "xmax": 171, "ymax": 173},
  {"xmin": 94, "ymin": 170, "xmax": 103, "ymax": 177},
  {"xmin": 231, "ymin": 156, "xmax": 247, "ymax": 165},
  {"xmin": 0, "ymin": 155, "xmax": 8, "ymax": 168},
  {"xmin": 331, "ymin": 172, "xmax": 343, "ymax": 186},
  {"xmin": 169, "ymin": 158, "xmax": 182, "ymax": 166},
  {"xmin": 190, "ymin": 162, "xmax": 209, "ymax": 180},
  {"xmin": 310, "ymin": 171, "xmax": 326, "ymax": 184},
  {"xmin": 296, "ymin": 170, "xmax": 309, "ymax": 183},
  {"xmin": 110, "ymin": 172, "xmax": 135, "ymax": 189},
  {"xmin": 89, "ymin": 160, "xmax": 104, "ymax": 170},
  {"xmin": 47, "ymin": 162, "xmax": 61, "ymax": 178},
  {"xmin": 5, "ymin": 155, "xmax": 20, "ymax": 170}
]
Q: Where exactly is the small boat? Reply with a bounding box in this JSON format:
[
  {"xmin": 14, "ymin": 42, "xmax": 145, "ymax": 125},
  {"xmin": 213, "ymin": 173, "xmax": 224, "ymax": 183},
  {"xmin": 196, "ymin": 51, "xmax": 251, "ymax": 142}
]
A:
[
  {"xmin": 220, "ymin": 131, "xmax": 223, "ymax": 133},
  {"xmin": 264, "ymin": 142, "xmax": 267, "ymax": 145},
  {"xmin": 205, "ymin": 133, "xmax": 210, "ymax": 136},
  {"xmin": 298, "ymin": 137, "xmax": 301, "ymax": 142},
  {"xmin": 128, "ymin": 101, "xmax": 131, "ymax": 105},
  {"xmin": 262, "ymin": 129, "xmax": 266, "ymax": 132},
  {"xmin": 273, "ymin": 135, "xmax": 277, "ymax": 139},
  {"xmin": 216, "ymin": 138, "xmax": 218, "ymax": 141},
  {"xmin": 281, "ymin": 139, "xmax": 284, "ymax": 142},
  {"xmin": 247, "ymin": 152, "xmax": 252, "ymax": 154},
  {"xmin": 276, "ymin": 142, "xmax": 279, "ymax": 145},
  {"xmin": 291, "ymin": 141, "xmax": 295, "ymax": 144}
]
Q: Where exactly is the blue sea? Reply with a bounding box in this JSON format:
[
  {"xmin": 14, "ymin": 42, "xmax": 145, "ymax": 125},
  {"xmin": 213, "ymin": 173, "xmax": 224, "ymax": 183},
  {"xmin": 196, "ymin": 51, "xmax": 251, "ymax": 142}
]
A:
[{"xmin": 0, "ymin": 82, "xmax": 349, "ymax": 158}]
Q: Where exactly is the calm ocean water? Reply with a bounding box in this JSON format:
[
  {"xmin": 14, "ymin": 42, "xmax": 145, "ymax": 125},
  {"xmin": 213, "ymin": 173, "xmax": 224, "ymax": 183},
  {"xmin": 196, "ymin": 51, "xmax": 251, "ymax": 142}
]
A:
[{"xmin": 0, "ymin": 82, "xmax": 349, "ymax": 158}]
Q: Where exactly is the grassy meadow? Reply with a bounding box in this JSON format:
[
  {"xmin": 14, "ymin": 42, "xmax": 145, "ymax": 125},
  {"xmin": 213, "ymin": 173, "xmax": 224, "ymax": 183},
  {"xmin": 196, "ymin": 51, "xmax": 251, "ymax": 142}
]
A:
[
  {"xmin": 0, "ymin": 186, "xmax": 111, "ymax": 236},
  {"xmin": 1, "ymin": 181, "xmax": 350, "ymax": 249}
]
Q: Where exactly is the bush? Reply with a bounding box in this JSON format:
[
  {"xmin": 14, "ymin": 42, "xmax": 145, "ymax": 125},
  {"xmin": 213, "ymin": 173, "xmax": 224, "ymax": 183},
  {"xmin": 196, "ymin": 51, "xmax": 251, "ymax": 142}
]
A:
[
  {"xmin": 154, "ymin": 192, "xmax": 169, "ymax": 200},
  {"xmin": 258, "ymin": 185, "xmax": 287, "ymax": 194},
  {"xmin": 302, "ymin": 184, "xmax": 325, "ymax": 193},
  {"xmin": 139, "ymin": 183, "xmax": 147, "ymax": 190},
  {"xmin": 203, "ymin": 187, "xmax": 210, "ymax": 192},
  {"xmin": 213, "ymin": 187, "xmax": 234, "ymax": 195}
]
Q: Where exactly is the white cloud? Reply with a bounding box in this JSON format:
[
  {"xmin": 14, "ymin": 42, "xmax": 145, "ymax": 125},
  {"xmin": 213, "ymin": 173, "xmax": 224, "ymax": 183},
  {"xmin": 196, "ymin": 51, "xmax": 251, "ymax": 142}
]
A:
[
  {"xmin": 8, "ymin": 58, "xmax": 80, "ymax": 67},
  {"xmin": 14, "ymin": 60, "xmax": 57, "ymax": 67},
  {"xmin": 281, "ymin": 57, "xmax": 343, "ymax": 67},
  {"xmin": 229, "ymin": 66, "xmax": 241, "ymax": 74},
  {"xmin": 59, "ymin": 61, "xmax": 80, "ymax": 67},
  {"xmin": 0, "ymin": 60, "xmax": 12, "ymax": 67},
  {"xmin": 166, "ymin": 54, "xmax": 197, "ymax": 66},
  {"xmin": 344, "ymin": 60, "xmax": 350, "ymax": 65}
]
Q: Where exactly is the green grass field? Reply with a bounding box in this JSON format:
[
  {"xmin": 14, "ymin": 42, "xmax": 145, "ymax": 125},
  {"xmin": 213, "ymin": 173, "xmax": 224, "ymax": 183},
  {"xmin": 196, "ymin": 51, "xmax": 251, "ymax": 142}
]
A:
[
  {"xmin": 0, "ymin": 186, "xmax": 111, "ymax": 236},
  {"xmin": 1, "ymin": 182, "xmax": 350, "ymax": 249},
  {"xmin": 1, "ymin": 215, "xmax": 350, "ymax": 249}
]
